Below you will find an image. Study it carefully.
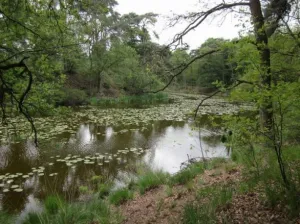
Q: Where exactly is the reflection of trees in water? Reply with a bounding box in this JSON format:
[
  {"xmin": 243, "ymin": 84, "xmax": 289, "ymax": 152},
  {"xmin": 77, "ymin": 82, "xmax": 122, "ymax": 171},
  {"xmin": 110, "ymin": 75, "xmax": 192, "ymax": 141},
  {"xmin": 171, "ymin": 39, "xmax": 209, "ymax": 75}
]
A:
[
  {"xmin": 0, "ymin": 120, "xmax": 205, "ymax": 213},
  {"xmin": 0, "ymin": 142, "xmax": 37, "ymax": 212},
  {"xmin": 196, "ymin": 115, "xmax": 223, "ymax": 131},
  {"xmin": 2, "ymin": 190, "xmax": 27, "ymax": 212},
  {"xmin": 201, "ymin": 134, "xmax": 222, "ymax": 147}
]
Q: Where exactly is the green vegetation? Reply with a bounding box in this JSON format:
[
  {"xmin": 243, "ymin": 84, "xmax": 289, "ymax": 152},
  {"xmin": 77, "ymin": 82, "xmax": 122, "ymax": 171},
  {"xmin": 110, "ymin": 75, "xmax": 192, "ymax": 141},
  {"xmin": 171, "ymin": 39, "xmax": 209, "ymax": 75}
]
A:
[
  {"xmin": 98, "ymin": 182, "xmax": 113, "ymax": 199},
  {"xmin": 0, "ymin": 211, "xmax": 15, "ymax": 224},
  {"xmin": 22, "ymin": 199, "xmax": 121, "ymax": 224},
  {"xmin": 109, "ymin": 188, "xmax": 133, "ymax": 205},
  {"xmin": 44, "ymin": 195, "xmax": 64, "ymax": 215},
  {"xmin": 1, "ymin": 0, "xmax": 300, "ymax": 223},
  {"xmin": 90, "ymin": 93, "xmax": 169, "ymax": 107},
  {"xmin": 183, "ymin": 186, "xmax": 233, "ymax": 224},
  {"xmin": 136, "ymin": 170, "xmax": 170, "ymax": 194},
  {"xmin": 169, "ymin": 162, "xmax": 205, "ymax": 185}
]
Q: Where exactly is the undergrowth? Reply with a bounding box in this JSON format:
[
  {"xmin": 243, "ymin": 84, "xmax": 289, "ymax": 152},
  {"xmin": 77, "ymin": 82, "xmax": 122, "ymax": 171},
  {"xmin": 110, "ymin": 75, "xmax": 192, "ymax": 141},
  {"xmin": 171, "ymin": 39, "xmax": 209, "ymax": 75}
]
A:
[{"xmin": 90, "ymin": 93, "xmax": 169, "ymax": 107}]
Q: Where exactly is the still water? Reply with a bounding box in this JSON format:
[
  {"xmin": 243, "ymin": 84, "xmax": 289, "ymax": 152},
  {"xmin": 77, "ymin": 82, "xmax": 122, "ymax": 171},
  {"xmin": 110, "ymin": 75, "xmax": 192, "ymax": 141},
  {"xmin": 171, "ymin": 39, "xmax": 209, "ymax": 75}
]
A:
[{"xmin": 0, "ymin": 105, "xmax": 227, "ymax": 215}]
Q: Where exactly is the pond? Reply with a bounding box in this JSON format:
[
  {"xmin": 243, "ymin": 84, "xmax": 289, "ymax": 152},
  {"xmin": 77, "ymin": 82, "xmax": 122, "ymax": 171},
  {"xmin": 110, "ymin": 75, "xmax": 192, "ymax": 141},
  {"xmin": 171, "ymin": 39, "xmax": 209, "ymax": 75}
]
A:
[{"xmin": 0, "ymin": 94, "xmax": 251, "ymax": 216}]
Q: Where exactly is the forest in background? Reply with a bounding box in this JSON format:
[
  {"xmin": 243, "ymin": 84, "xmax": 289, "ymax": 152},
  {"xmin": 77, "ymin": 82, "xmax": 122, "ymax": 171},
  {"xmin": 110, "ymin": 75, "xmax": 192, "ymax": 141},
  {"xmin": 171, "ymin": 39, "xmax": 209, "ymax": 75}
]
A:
[
  {"xmin": 1, "ymin": 0, "xmax": 300, "ymax": 223},
  {"xmin": 0, "ymin": 0, "xmax": 282, "ymax": 115}
]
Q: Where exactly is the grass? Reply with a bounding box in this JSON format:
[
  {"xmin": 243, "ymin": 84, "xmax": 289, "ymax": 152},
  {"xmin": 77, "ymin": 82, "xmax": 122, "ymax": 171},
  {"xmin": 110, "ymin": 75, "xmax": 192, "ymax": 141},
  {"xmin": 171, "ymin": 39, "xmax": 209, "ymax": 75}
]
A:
[
  {"xmin": 44, "ymin": 195, "xmax": 64, "ymax": 215},
  {"xmin": 136, "ymin": 170, "xmax": 170, "ymax": 194},
  {"xmin": 22, "ymin": 199, "xmax": 121, "ymax": 224},
  {"xmin": 109, "ymin": 188, "xmax": 133, "ymax": 205},
  {"xmin": 90, "ymin": 93, "xmax": 169, "ymax": 107},
  {"xmin": 230, "ymin": 144, "xmax": 300, "ymax": 218},
  {"xmin": 169, "ymin": 163, "xmax": 205, "ymax": 186},
  {"xmin": 0, "ymin": 211, "xmax": 15, "ymax": 224},
  {"xmin": 183, "ymin": 186, "xmax": 234, "ymax": 224},
  {"xmin": 98, "ymin": 182, "xmax": 113, "ymax": 199}
]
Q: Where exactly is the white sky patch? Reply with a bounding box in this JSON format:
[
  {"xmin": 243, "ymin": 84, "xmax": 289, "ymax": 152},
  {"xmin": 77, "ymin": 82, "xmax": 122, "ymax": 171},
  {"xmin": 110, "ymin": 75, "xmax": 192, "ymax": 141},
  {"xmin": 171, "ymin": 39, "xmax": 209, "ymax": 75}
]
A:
[{"xmin": 116, "ymin": 0, "xmax": 242, "ymax": 49}]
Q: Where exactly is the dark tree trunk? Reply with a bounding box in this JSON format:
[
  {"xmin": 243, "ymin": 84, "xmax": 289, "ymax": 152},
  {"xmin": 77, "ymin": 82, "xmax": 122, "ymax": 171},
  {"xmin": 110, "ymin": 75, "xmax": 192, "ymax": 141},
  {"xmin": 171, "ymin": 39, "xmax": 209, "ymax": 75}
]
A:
[{"xmin": 249, "ymin": 0, "xmax": 273, "ymax": 130}]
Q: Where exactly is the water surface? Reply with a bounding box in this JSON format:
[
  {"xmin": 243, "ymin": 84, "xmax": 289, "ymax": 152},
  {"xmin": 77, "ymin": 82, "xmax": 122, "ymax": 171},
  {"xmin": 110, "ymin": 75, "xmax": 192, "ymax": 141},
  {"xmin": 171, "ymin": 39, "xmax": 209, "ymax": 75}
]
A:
[{"xmin": 0, "ymin": 95, "xmax": 237, "ymax": 215}]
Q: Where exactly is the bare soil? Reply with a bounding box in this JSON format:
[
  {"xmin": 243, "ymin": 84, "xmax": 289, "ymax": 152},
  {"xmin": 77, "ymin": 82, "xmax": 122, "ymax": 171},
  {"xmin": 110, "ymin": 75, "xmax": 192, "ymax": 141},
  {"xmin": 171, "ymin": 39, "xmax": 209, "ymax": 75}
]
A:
[{"xmin": 119, "ymin": 167, "xmax": 241, "ymax": 224}]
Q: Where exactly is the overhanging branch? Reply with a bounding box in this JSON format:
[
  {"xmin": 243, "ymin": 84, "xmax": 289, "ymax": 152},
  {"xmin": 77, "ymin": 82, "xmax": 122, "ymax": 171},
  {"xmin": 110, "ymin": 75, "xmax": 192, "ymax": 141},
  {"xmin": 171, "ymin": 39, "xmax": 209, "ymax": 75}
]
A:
[
  {"xmin": 169, "ymin": 1, "xmax": 250, "ymax": 47},
  {"xmin": 194, "ymin": 79, "xmax": 255, "ymax": 120},
  {"xmin": 149, "ymin": 49, "xmax": 221, "ymax": 93}
]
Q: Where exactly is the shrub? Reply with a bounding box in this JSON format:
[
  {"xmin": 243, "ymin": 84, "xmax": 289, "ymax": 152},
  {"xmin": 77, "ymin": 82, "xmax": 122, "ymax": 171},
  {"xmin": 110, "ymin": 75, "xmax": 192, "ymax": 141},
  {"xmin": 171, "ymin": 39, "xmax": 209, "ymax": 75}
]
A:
[{"xmin": 59, "ymin": 88, "xmax": 88, "ymax": 106}]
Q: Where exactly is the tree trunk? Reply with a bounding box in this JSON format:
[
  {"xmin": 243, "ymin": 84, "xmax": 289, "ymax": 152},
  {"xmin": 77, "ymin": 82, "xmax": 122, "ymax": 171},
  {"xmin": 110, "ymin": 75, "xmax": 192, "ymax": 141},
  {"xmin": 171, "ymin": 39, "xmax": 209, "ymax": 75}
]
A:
[
  {"xmin": 249, "ymin": 0, "xmax": 273, "ymax": 130},
  {"xmin": 97, "ymin": 73, "xmax": 102, "ymax": 94}
]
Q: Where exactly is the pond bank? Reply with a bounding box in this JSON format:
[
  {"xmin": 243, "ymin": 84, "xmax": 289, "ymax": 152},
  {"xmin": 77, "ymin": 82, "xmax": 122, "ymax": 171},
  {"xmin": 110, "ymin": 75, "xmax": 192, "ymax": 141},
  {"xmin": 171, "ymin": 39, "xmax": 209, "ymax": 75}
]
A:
[
  {"xmin": 3, "ymin": 156, "xmax": 299, "ymax": 224},
  {"xmin": 0, "ymin": 93, "xmax": 257, "ymax": 222}
]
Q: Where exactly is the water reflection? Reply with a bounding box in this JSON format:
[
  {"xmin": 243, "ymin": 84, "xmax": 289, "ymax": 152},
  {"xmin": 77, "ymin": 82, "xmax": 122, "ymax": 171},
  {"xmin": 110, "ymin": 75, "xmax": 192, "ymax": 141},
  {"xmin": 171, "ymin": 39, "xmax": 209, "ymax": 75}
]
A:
[{"xmin": 0, "ymin": 117, "xmax": 226, "ymax": 214}]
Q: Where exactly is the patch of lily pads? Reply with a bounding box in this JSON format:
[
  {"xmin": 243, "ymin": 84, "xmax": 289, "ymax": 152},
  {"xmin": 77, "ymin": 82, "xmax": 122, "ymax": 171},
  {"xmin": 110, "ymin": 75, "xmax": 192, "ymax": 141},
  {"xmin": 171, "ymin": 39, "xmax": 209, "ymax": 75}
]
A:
[
  {"xmin": 0, "ymin": 146, "xmax": 151, "ymax": 194},
  {"xmin": 0, "ymin": 94, "xmax": 254, "ymax": 144}
]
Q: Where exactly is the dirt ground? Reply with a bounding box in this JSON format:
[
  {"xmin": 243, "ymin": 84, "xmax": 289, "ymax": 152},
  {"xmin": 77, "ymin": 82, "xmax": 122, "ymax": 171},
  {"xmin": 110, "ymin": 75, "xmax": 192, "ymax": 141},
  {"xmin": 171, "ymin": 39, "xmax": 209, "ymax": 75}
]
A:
[{"xmin": 120, "ymin": 168, "xmax": 241, "ymax": 224}]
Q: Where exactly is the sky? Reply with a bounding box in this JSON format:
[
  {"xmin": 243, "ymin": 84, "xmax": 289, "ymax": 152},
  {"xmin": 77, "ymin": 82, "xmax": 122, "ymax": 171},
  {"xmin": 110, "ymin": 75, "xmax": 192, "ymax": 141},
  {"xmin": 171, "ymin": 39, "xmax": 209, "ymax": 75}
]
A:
[{"xmin": 116, "ymin": 0, "xmax": 242, "ymax": 49}]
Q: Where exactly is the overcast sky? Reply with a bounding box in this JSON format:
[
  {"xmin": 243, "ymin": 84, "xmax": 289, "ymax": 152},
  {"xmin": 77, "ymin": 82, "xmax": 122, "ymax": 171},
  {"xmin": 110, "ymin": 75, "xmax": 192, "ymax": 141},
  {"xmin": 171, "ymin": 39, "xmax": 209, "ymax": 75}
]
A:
[{"xmin": 116, "ymin": 0, "xmax": 242, "ymax": 49}]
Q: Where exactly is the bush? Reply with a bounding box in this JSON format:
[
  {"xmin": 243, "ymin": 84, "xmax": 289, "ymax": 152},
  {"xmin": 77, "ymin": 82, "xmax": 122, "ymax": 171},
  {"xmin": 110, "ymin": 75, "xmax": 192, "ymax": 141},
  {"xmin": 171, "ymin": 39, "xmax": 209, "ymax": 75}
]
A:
[
  {"xmin": 109, "ymin": 188, "xmax": 133, "ymax": 205},
  {"xmin": 59, "ymin": 88, "xmax": 88, "ymax": 106}
]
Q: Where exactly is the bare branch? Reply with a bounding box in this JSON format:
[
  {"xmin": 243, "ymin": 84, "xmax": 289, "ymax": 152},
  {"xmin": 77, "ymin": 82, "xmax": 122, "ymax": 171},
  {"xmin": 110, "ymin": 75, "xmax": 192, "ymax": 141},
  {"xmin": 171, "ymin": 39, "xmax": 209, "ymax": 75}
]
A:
[
  {"xmin": 169, "ymin": 1, "xmax": 250, "ymax": 47},
  {"xmin": 149, "ymin": 49, "xmax": 221, "ymax": 93},
  {"xmin": 194, "ymin": 79, "xmax": 254, "ymax": 120}
]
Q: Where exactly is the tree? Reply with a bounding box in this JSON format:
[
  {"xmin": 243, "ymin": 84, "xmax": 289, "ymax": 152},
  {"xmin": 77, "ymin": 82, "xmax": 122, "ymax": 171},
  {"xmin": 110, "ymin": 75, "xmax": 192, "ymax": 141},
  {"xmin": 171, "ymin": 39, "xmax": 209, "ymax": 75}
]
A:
[
  {"xmin": 0, "ymin": 0, "xmax": 85, "ymax": 144},
  {"xmin": 164, "ymin": 0, "xmax": 300, "ymax": 187}
]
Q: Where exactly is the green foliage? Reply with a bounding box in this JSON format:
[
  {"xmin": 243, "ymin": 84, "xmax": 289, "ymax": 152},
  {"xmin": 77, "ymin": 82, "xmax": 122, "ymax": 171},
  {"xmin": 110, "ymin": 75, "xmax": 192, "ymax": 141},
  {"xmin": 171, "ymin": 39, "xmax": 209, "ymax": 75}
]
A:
[
  {"xmin": 59, "ymin": 88, "xmax": 88, "ymax": 106},
  {"xmin": 169, "ymin": 163, "xmax": 204, "ymax": 185},
  {"xmin": 90, "ymin": 93, "xmax": 169, "ymax": 107},
  {"xmin": 183, "ymin": 186, "xmax": 233, "ymax": 224},
  {"xmin": 23, "ymin": 199, "xmax": 121, "ymax": 224},
  {"xmin": 170, "ymin": 38, "xmax": 235, "ymax": 89},
  {"xmin": 98, "ymin": 182, "xmax": 113, "ymax": 199},
  {"xmin": 23, "ymin": 212, "xmax": 41, "ymax": 224},
  {"xmin": 0, "ymin": 211, "xmax": 15, "ymax": 224},
  {"xmin": 136, "ymin": 170, "xmax": 170, "ymax": 194},
  {"xmin": 79, "ymin": 186, "xmax": 89, "ymax": 194},
  {"xmin": 44, "ymin": 195, "xmax": 64, "ymax": 215},
  {"xmin": 109, "ymin": 188, "xmax": 133, "ymax": 205}
]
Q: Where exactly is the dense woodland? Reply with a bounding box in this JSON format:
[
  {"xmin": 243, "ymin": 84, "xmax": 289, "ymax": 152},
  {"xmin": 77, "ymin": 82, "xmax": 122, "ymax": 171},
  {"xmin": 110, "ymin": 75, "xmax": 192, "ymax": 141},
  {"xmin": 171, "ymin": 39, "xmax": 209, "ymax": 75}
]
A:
[{"xmin": 1, "ymin": 0, "xmax": 300, "ymax": 223}]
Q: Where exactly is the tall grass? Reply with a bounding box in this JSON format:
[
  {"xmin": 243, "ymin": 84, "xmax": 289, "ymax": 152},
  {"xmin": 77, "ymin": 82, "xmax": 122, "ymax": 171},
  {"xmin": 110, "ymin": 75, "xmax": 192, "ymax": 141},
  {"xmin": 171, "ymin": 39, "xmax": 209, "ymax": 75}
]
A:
[
  {"xmin": 44, "ymin": 195, "xmax": 64, "ymax": 215},
  {"xmin": 136, "ymin": 170, "xmax": 170, "ymax": 194},
  {"xmin": 231, "ymin": 145, "xmax": 300, "ymax": 218},
  {"xmin": 109, "ymin": 188, "xmax": 133, "ymax": 205},
  {"xmin": 22, "ymin": 198, "xmax": 121, "ymax": 224},
  {"xmin": 169, "ymin": 163, "xmax": 205, "ymax": 186},
  {"xmin": 0, "ymin": 211, "xmax": 15, "ymax": 224},
  {"xmin": 90, "ymin": 93, "xmax": 169, "ymax": 107},
  {"xmin": 183, "ymin": 186, "xmax": 233, "ymax": 224}
]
